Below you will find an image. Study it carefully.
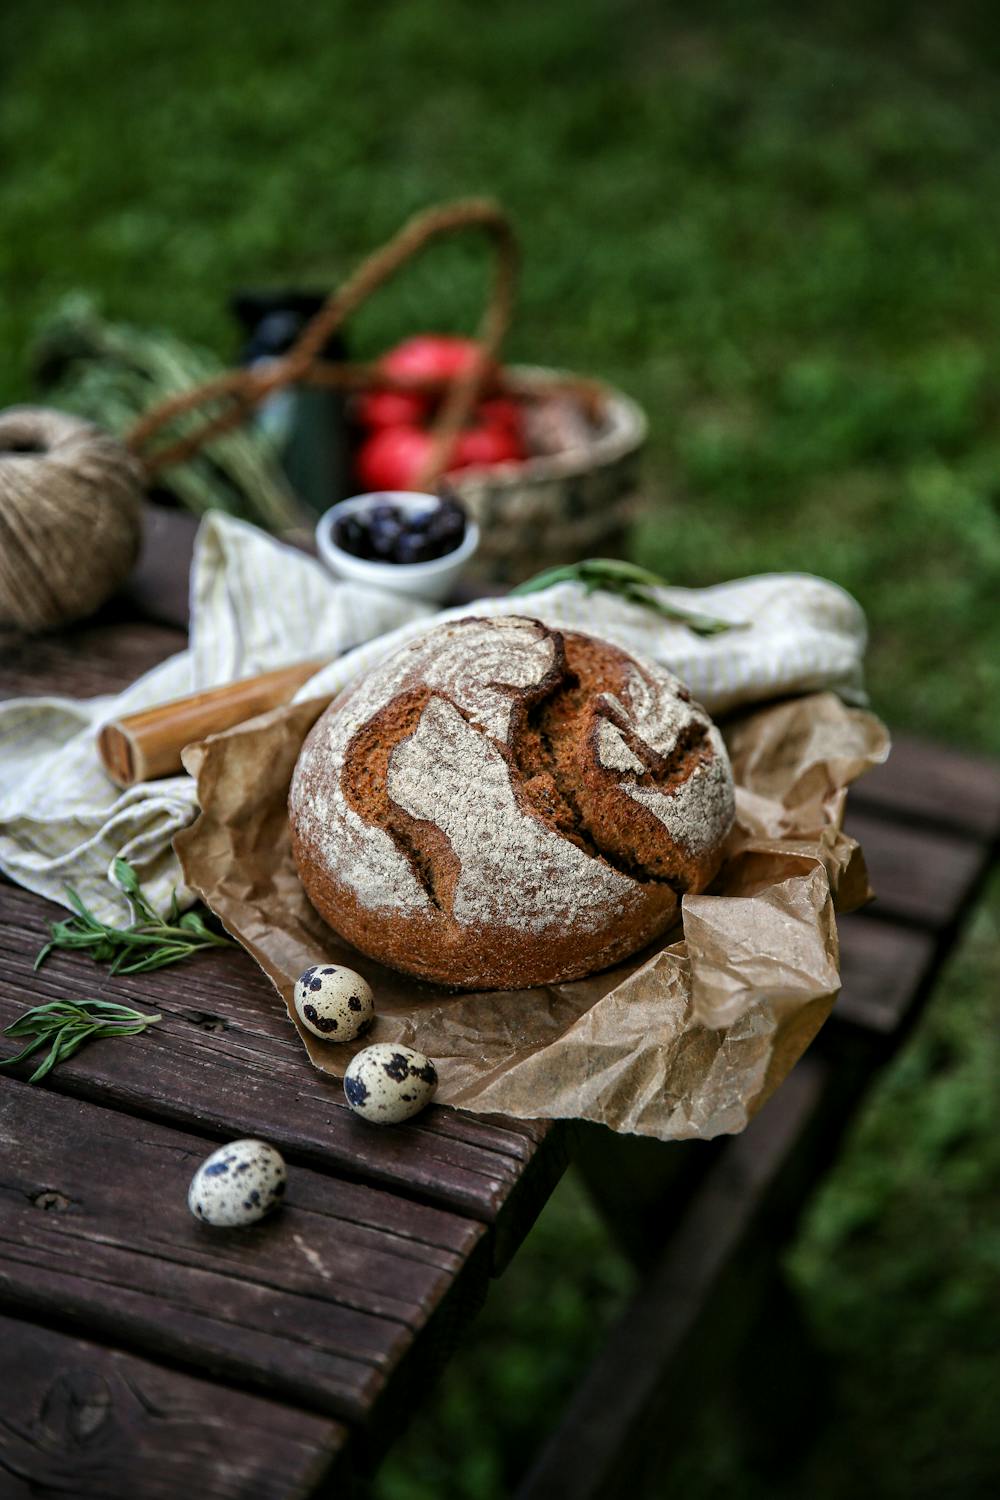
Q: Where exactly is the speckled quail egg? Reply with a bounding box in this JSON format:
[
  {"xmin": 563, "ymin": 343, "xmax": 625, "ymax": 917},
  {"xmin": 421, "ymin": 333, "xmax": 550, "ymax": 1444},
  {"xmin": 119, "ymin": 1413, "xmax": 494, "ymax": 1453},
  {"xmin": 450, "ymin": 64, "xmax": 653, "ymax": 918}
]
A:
[
  {"xmin": 293, "ymin": 963, "xmax": 375, "ymax": 1042},
  {"xmin": 187, "ymin": 1139, "xmax": 287, "ymax": 1227},
  {"xmin": 343, "ymin": 1043, "xmax": 438, "ymax": 1125}
]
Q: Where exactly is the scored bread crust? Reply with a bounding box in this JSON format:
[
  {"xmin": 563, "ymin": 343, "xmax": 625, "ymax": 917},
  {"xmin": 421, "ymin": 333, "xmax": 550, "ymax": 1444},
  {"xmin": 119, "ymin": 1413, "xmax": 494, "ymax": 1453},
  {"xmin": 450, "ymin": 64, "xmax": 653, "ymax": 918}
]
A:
[{"xmin": 289, "ymin": 615, "xmax": 735, "ymax": 990}]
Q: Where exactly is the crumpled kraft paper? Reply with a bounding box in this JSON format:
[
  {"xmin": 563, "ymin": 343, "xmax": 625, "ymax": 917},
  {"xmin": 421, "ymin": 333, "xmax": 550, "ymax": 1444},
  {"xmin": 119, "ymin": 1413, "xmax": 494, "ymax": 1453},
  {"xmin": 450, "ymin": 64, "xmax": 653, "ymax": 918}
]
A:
[{"xmin": 175, "ymin": 689, "xmax": 889, "ymax": 1140}]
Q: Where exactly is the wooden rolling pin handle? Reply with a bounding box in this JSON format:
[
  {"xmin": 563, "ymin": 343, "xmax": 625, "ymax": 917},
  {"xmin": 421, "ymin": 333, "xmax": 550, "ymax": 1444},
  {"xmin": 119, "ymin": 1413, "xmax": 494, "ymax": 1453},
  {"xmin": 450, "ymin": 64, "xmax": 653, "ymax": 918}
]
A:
[{"xmin": 97, "ymin": 659, "xmax": 329, "ymax": 789}]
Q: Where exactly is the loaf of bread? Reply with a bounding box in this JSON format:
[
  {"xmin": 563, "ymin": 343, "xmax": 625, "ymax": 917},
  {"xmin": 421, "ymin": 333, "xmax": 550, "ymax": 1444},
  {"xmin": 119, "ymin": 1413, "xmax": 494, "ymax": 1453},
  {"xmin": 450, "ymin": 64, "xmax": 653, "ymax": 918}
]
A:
[{"xmin": 289, "ymin": 615, "xmax": 735, "ymax": 990}]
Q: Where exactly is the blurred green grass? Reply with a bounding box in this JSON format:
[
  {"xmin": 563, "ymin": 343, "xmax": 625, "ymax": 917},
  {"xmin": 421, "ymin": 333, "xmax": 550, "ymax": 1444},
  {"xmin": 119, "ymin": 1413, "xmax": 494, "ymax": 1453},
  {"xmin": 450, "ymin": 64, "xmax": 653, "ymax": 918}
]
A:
[{"xmin": 3, "ymin": 1, "xmax": 1000, "ymax": 1494}]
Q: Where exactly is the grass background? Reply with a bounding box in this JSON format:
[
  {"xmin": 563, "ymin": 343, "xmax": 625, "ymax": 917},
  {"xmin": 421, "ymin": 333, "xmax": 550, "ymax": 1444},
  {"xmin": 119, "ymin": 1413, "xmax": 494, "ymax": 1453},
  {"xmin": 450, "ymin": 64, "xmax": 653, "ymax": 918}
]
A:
[{"xmin": 3, "ymin": 1, "xmax": 1000, "ymax": 1493}]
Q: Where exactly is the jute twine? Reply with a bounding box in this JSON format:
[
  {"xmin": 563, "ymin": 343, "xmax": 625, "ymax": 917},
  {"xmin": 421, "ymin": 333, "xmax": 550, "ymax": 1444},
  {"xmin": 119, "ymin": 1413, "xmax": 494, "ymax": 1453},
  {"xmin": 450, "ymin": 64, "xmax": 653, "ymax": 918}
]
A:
[{"xmin": 0, "ymin": 407, "xmax": 143, "ymax": 634}]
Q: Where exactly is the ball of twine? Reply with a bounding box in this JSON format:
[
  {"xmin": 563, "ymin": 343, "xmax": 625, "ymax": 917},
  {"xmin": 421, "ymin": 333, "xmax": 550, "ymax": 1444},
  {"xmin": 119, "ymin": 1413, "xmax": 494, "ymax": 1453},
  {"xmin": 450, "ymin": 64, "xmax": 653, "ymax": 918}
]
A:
[{"xmin": 0, "ymin": 407, "xmax": 144, "ymax": 634}]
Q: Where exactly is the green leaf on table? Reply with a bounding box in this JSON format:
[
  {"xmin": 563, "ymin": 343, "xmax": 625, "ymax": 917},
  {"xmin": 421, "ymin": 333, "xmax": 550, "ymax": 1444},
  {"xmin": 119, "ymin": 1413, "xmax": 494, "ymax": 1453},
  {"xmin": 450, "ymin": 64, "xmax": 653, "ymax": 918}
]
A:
[
  {"xmin": 34, "ymin": 861, "xmax": 235, "ymax": 975},
  {"xmin": 0, "ymin": 997, "xmax": 162, "ymax": 1084}
]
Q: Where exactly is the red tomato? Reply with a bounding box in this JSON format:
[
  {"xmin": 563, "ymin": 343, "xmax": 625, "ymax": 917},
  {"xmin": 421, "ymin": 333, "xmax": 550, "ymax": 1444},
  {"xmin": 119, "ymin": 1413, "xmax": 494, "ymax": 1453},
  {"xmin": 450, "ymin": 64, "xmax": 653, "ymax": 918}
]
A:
[
  {"xmin": 355, "ymin": 426, "xmax": 435, "ymax": 491},
  {"xmin": 355, "ymin": 389, "xmax": 431, "ymax": 428},
  {"xmin": 451, "ymin": 423, "xmax": 524, "ymax": 470},
  {"xmin": 380, "ymin": 335, "xmax": 496, "ymax": 386},
  {"xmin": 477, "ymin": 397, "xmax": 522, "ymax": 434}
]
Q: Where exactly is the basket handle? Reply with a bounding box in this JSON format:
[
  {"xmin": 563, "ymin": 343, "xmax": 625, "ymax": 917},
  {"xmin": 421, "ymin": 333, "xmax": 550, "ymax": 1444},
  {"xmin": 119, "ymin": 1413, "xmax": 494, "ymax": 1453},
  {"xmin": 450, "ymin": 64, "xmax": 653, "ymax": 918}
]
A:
[{"xmin": 126, "ymin": 198, "xmax": 518, "ymax": 490}]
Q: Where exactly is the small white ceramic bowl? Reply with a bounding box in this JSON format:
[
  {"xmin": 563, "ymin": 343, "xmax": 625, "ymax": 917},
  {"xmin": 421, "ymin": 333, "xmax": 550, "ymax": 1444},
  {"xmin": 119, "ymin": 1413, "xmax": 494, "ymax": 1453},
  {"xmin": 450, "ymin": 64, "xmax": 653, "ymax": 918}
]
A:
[{"xmin": 315, "ymin": 492, "xmax": 480, "ymax": 603}]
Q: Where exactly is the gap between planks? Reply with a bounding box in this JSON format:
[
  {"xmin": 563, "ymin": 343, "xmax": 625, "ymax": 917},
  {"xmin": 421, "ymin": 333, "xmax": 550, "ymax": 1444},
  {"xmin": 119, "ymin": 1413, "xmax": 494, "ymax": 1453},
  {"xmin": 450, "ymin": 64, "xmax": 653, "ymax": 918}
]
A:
[
  {"xmin": 0, "ymin": 1077, "xmax": 491, "ymax": 1447},
  {"xmin": 0, "ymin": 1310, "xmax": 350, "ymax": 1500},
  {"xmin": 0, "ymin": 879, "xmax": 564, "ymax": 1272}
]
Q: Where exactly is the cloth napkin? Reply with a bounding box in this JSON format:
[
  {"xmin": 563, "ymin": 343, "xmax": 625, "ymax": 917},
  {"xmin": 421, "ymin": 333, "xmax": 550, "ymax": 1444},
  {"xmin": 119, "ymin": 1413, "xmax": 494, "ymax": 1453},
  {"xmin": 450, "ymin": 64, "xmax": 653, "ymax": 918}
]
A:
[{"xmin": 0, "ymin": 511, "xmax": 868, "ymax": 925}]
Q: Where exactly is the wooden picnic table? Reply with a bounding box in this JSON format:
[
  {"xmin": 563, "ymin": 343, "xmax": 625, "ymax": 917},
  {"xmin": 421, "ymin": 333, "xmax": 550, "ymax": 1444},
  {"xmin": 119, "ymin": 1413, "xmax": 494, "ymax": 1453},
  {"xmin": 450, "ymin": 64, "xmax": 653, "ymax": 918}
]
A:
[{"xmin": 2, "ymin": 544, "xmax": 999, "ymax": 1498}]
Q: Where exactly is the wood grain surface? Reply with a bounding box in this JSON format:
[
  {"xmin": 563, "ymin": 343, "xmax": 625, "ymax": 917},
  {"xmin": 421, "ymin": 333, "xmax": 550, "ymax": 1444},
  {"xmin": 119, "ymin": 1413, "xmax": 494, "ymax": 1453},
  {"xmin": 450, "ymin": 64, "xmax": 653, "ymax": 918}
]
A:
[
  {"xmin": 843, "ymin": 807, "xmax": 992, "ymax": 930},
  {"xmin": 848, "ymin": 732, "xmax": 1000, "ymax": 842},
  {"xmin": 0, "ymin": 880, "xmax": 563, "ymax": 1271},
  {"xmin": 834, "ymin": 912, "xmax": 937, "ymax": 1035},
  {"xmin": 0, "ymin": 619, "xmax": 188, "ymax": 702},
  {"xmin": 0, "ymin": 1314, "xmax": 348, "ymax": 1500},
  {"xmin": 0, "ymin": 1079, "xmax": 489, "ymax": 1440}
]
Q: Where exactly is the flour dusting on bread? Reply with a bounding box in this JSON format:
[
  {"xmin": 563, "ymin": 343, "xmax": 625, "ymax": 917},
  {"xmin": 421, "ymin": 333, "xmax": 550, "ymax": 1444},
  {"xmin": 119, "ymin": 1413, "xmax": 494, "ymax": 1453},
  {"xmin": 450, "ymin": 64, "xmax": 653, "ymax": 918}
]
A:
[
  {"xmin": 291, "ymin": 618, "xmax": 561, "ymax": 919},
  {"xmin": 289, "ymin": 615, "xmax": 735, "ymax": 989},
  {"xmin": 389, "ymin": 695, "xmax": 637, "ymax": 933}
]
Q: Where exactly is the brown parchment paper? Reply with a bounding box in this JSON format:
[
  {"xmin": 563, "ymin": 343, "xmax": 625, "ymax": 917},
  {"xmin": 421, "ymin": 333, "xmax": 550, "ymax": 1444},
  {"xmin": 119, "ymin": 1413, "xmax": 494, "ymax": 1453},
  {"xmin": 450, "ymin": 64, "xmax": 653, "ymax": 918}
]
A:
[{"xmin": 175, "ymin": 689, "xmax": 889, "ymax": 1140}]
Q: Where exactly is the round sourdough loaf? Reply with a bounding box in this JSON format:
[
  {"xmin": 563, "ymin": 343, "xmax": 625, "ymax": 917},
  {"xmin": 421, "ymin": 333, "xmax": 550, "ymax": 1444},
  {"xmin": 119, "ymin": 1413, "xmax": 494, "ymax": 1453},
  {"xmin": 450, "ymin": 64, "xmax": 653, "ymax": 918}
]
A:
[{"xmin": 289, "ymin": 615, "xmax": 735, "ymax": 990}]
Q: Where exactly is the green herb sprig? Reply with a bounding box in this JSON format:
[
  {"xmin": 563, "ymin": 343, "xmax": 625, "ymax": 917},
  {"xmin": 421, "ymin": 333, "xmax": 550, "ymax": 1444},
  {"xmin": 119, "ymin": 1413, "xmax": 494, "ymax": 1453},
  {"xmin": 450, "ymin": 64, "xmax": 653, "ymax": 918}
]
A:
[
  {"xmin": 35, "ymin": 859, "xmax": 235, "ymax": 976},
  {"xmin": 510, "ymin": 558, "xmax": 745, "ymax": 636},
  {"xmin": 0, "ymin": 997, "xmax": 162, "ymax": 1083}
]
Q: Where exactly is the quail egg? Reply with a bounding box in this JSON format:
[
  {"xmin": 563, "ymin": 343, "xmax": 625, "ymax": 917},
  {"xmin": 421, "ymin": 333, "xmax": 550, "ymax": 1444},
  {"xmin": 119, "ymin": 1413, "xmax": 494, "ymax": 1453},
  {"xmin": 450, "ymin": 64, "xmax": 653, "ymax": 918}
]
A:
[
  {"xmin": 188, "ymin": 1138, "xmax": 287, "ymax": 1227},
  {"xmin": 293, "ymin": 964, "xmax": 375, "ymax": 1042},
  {"xmin": 343, "ymin": 1043, "xmax": 438, "ymax": 1125}
]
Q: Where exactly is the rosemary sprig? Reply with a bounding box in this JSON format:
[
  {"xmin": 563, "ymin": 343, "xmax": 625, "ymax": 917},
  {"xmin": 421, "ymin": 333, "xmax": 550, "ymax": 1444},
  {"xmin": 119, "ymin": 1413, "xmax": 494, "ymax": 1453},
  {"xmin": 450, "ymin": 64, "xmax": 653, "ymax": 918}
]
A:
[
  {"xmin": 34, "ymin": 858, "xmax": 235, "ymax": 976},
  {"xmin": 510, "ymin": 558, "xmax": 745, "ymax": 636},
  {"xmin": 0, "ymin": 997, "xmax": 162, "ymax": 1083}
]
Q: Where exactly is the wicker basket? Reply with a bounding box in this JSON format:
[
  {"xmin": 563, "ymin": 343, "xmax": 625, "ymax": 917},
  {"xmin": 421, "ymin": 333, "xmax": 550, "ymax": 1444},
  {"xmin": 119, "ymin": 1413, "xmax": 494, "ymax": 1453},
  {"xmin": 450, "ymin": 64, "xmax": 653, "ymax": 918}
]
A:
[
  {"xmin": 450, "ymin": 366, "xmax": 647, "ymax": 585},
  {"xmin": 126, "ymin": 202, "xmax": 648, "ymax": 584}
]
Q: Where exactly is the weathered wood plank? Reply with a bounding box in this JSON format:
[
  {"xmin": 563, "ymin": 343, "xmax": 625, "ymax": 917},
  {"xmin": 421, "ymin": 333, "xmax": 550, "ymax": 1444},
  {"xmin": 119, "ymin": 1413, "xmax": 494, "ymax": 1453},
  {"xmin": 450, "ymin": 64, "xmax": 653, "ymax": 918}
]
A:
[
  {"xmin": 0, "ymin": 1079, "xmax": 488, "ymax": 1443},
  {"xmin": 849, "ymin": 733, "xmax": 1000, "ymax": 843},
  {"xmin": 519, "ymin": 1058, "xmax": 831, "ymax": 1500},
  {"xmin": 0, "ymin": 1313, "xmax": 348, "ymax": 1500},
  {"xmin": 0, "ymin": 619, "xmax": 188, "ymax": 701},
  {"xmin": 843, "ymin": 808, "xmax": 990, "ymax": 930},
  {"xmin": 0, "ymin": 881, "xmax": 563, "ymax": 1271},
  {"xmin": 833, "ymin": 912, "xmax": 937, "ymax": 1036}
]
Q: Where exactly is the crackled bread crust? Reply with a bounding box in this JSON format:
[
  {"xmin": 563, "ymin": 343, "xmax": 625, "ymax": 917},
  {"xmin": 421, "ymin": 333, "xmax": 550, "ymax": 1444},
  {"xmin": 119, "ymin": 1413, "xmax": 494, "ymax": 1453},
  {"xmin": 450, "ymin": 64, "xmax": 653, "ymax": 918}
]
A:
[{"xmin": 289, "ymin": 615, "xmax": 735, "ymax": 990}]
